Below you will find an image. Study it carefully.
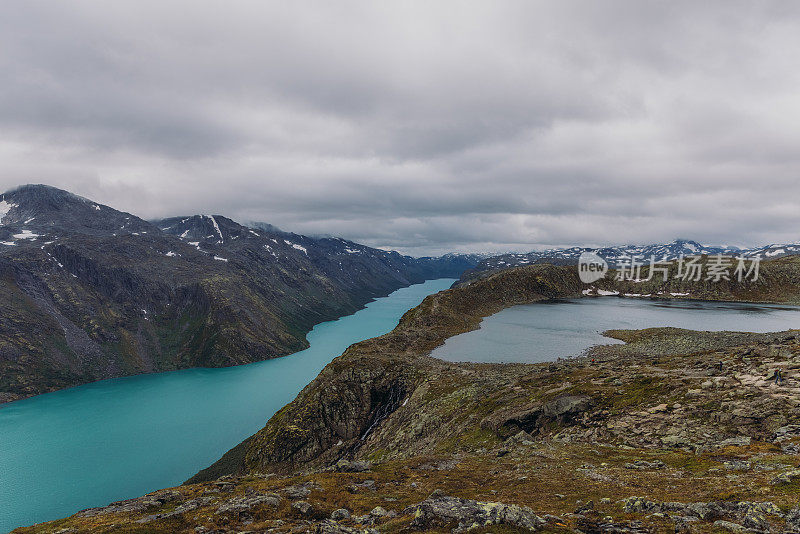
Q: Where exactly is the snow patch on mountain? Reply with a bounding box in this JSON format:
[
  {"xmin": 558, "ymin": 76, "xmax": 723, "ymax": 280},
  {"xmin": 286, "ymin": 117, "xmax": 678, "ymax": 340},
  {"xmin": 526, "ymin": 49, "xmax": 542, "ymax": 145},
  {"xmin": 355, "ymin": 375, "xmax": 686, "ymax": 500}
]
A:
[
  {"xmin": 477, "ymin": 239, "xmax": 800, "ymax": 272},
  {"xmin": 0, "ymin": 199, "xmax": 18, "ymax": 221},
  {"xmin": 12, "ymin": 230, "xmax": 40, "ymax": 240},
  {"xmin": 208, "ymin": 215, "xmax": 224, "ymax": 243},
  {"xmin": 284, "ymin": 240, "xmax": 308, "ymax": 254}
]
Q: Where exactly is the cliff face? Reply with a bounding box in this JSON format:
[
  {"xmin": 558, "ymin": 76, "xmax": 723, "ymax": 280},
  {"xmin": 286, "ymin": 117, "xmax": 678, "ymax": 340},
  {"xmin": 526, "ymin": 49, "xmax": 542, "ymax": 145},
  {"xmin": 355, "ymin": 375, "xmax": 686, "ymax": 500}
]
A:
[
  {"xmin": 0, "ymin": 185, "xmax": 477, "ymax": 403},
  {"xmin": 15, "ymin": 260, "xmax": 800, "ymax": 534}
]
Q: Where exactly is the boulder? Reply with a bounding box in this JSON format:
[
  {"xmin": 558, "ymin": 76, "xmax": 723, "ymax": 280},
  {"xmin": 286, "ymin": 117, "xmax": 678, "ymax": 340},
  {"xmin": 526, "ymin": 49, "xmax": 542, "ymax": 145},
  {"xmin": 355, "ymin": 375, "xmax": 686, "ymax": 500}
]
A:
[
  {"xmin": 712, "ymin": 520, "xmax": 749, "ymax": 533},
  {"xmin": 405, "ymin": 495, "xmax": 545, "ymax": 532},
  {"xmin": 494, "ymin": 395, "xmax": 594, "ymax": 438},
  {"xmin": 283, "ymin": 484, "xmax": 312, "ymax": 499},
  {"xmin": 292, "ymin": 500, "xmax": 313, "ymax": 515},
  {"xmin": 336, "ymin": 459, "xmax": 372, "ymax": 472},
  {"xmin": 216, "ymin": 492, "xmax": 280, "ymax": 514},
  {"xmin": 331, "ymin": 508, "xmax": 351, "ymax": 521},
  {"xmin": 624, "ymin": 460, "xmax": 665, "ymax": 470}
]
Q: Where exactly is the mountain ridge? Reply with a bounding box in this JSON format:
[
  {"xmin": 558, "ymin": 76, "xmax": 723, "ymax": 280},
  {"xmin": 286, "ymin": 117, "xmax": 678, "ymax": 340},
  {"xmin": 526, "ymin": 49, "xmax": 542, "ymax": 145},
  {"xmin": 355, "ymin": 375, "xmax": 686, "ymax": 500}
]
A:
[
  {"xmin": 0, "ymin": 184, "xmax": 479, "ymax": 404},
  {"xmin": 474, "ymin": 238, "xmax": 800, "ymax": 273}
]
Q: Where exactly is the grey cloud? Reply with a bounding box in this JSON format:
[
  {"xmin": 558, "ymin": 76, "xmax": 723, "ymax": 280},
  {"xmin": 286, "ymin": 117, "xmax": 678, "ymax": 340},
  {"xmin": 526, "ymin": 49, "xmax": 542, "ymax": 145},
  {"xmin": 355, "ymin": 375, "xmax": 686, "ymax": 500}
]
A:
[{"xmin": 1, "ymin": 1, "xmax": 800, "ymax": 255}]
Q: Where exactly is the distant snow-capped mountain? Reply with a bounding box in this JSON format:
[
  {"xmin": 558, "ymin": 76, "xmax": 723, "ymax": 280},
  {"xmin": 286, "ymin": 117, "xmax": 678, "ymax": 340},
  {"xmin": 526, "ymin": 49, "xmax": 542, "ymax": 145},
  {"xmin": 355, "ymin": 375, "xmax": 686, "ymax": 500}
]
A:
[
  {"xmin": 476, "ymin": 239, "xmax": 799, "ymax": 271},
  {"xmin": 744, "ymin": 243, "xmax": 800, "ymax": 259}
]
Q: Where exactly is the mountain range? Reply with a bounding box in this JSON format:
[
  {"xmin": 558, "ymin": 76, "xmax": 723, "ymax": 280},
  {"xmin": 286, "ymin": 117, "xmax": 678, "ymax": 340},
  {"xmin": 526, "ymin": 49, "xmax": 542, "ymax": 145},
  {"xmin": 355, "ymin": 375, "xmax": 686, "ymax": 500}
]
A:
[
  {"xmin": 2, "ymin": 185, "xmax": 800, "ymax": 405},
  {"xmin": 0, "ymin": 184, "xmax": 479, "ymax": 403},
  {"xmin": 475, "ymin": 238, "xmax": 800, "ymax": 272}
]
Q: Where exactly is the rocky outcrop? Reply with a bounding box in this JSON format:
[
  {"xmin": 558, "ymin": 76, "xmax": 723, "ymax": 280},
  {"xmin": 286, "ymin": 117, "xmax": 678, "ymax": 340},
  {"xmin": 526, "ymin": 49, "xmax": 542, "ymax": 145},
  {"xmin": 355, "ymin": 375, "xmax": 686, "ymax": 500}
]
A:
[
  {"xmin": 489, "ymin": 394, "xmax": 595, "ymax": 439},
  {"xmin": 77, "ymin": 490, "xmax": 184, "ymax": 517},
  {"xmin": 622, "ymin": 497, "xmax": 791, "ymax": 533},
  {"xmin": 405, "ymin": 495, "xmax": 546, "ymax": 532}
]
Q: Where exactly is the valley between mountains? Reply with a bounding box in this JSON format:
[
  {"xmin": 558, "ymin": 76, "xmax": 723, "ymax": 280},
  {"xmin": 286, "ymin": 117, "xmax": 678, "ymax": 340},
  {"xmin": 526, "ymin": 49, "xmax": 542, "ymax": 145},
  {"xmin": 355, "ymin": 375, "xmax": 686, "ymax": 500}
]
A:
[
  {"xmin": 0, "ymin": 185, "xmax": 477, "ymax": 404},
  {"xmin": 19, "ymin": 260, "xmax": 800, "ymax": 534}
]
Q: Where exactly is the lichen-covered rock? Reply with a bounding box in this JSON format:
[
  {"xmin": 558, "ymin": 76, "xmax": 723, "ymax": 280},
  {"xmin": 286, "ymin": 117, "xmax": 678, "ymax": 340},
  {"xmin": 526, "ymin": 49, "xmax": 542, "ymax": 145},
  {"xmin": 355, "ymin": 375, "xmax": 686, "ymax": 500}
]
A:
[
  {"xmin": 742, "ymin": 509, "xmax": 768, "ymax": 531},
  {"xmin": 624, "ymin": 459, "xmax": 665, "ymax": 470},
  {"xmin": 331, "ymin": 508, "xmax": 351, "ymax": 521},
  {"xmin": 622, "ymin": 497, "xmax": 664, "ymax": 515},
  {"xmin": 621, "ymin": 498, "xmax": 785, "ymax": 531},
  {"xmin": 405, "ymin": 495, "xmax": 545, "ymax": 532},
  {"xmin": 786, "ymin": 507, "xmax": 800, "ymax": 532},
  {"xmin": 215, "ymin": 492, "xmax": 280, "ymax": 514},
  {"xmin": 369, "ymin": 506, "xmax": 389, "ymax": 518},
  {"xmin": 575, "ymin": 516, "xmax": 651, "ymax": 533},
  {"xmin": 312, "ymin": 520, "xmax": 378, "ymax": 534},
  {"xmin": 78, "ymin": 490, "xmax": 183, "ymax": 517},
  {"xmin": 283, "ymin": 484, "xmax": 312, "ymax": 499},
  {"xmin": 292, "ymin": 500, "xmax": 313, "ymax": 515},
  {"xmin": 771, "ymin": 469, "xmax": 800, "ymax": 485},
  {"xmin": 739, "ymin": 501, "xmax": 782, "ymax": 517},
  {"xmin": 137, "ymin": 496, "xmax": 215, "ymax": 523},
  {"xmin": 336, "ymin": 460, "xmax": 372, "ymax": 472},
  {"xmin": 724, "ymin": 460, "xmax": 752, "ymax": 471},
  {"xmin": 713, "ymin": 520, "xmax": 750, "ymax": 533}
]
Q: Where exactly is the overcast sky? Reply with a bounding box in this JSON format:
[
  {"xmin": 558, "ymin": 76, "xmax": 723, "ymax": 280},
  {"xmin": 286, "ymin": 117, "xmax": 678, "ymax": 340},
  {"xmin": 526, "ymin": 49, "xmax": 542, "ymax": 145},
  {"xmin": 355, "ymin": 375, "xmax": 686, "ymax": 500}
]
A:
[{"xmin": 1, "ymin": 1, "xmax": 799, "ymax": 255}]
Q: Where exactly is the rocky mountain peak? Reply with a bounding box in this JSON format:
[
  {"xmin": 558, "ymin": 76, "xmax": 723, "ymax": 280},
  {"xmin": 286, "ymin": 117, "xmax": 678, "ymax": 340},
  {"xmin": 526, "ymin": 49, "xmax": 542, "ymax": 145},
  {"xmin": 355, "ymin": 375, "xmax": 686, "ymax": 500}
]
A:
[{"xmin": 0, "ymin": 184, "xmax": 154, "ymax": 243}]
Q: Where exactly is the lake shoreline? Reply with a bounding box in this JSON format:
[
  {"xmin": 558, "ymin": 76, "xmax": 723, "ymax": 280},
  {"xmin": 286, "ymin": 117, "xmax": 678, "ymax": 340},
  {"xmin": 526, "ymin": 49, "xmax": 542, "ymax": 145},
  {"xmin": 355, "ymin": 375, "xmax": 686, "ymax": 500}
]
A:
[
  {"xmin": 0, "ymin": 278, "xmax": 456, "ymax": 534},
  {"xmin": 431, "ymin": 296, "xmax": 800, "ymax": 364}
]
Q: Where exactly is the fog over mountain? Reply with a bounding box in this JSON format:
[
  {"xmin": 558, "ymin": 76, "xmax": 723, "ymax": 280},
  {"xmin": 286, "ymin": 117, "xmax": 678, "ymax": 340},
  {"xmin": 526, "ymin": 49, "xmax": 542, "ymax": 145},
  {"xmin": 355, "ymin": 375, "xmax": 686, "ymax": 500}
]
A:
[{"xmin": 1, "ymin": 1, "xmax": 799, "ymax": 255}]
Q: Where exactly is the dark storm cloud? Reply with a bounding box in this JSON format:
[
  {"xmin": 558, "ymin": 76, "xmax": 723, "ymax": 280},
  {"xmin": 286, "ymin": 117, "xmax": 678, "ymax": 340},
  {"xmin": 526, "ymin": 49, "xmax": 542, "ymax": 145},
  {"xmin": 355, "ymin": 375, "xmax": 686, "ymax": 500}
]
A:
[{"xmin": 1, "ymin": 1, "xmax": 800, "ymax": 254}]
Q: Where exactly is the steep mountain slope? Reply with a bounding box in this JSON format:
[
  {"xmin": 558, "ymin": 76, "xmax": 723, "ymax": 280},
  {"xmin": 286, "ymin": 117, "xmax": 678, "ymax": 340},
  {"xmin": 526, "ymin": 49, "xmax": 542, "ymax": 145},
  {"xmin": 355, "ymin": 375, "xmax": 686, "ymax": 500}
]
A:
[
  {"xmin": 0, "ymin": 185, "xmax": 478, "ymax": 403},
  {"xmin": 155, "ymin": 216, "xmax": 478, "ymax": 304}
]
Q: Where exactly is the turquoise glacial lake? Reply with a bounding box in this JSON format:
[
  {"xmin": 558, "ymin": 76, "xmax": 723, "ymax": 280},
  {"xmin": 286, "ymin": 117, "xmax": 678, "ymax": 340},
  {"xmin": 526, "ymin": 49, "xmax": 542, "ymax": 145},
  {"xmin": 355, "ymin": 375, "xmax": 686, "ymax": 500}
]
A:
[
  {"xmin": 0, "ymin": 278, "xmax": 455, "ymax": 533},
  {"xmin": 432, "ymin": 297, "xmax": 800, "ymax": 363}
]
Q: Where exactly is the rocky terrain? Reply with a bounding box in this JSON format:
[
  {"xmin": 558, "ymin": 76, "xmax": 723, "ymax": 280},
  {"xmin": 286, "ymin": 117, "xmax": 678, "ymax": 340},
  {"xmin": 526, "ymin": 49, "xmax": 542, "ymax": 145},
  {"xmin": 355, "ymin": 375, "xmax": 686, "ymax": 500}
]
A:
[
  {"xmin": 0, "ymin": 185, "xmax": 478, "ymax": 403},
  {"xmin": 19, "ymin": 260, "xmax": 800, "ymax": 533},
  {"xmin": 461, "ymin": 254, "xmax": 800, "ymax": 307}
]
